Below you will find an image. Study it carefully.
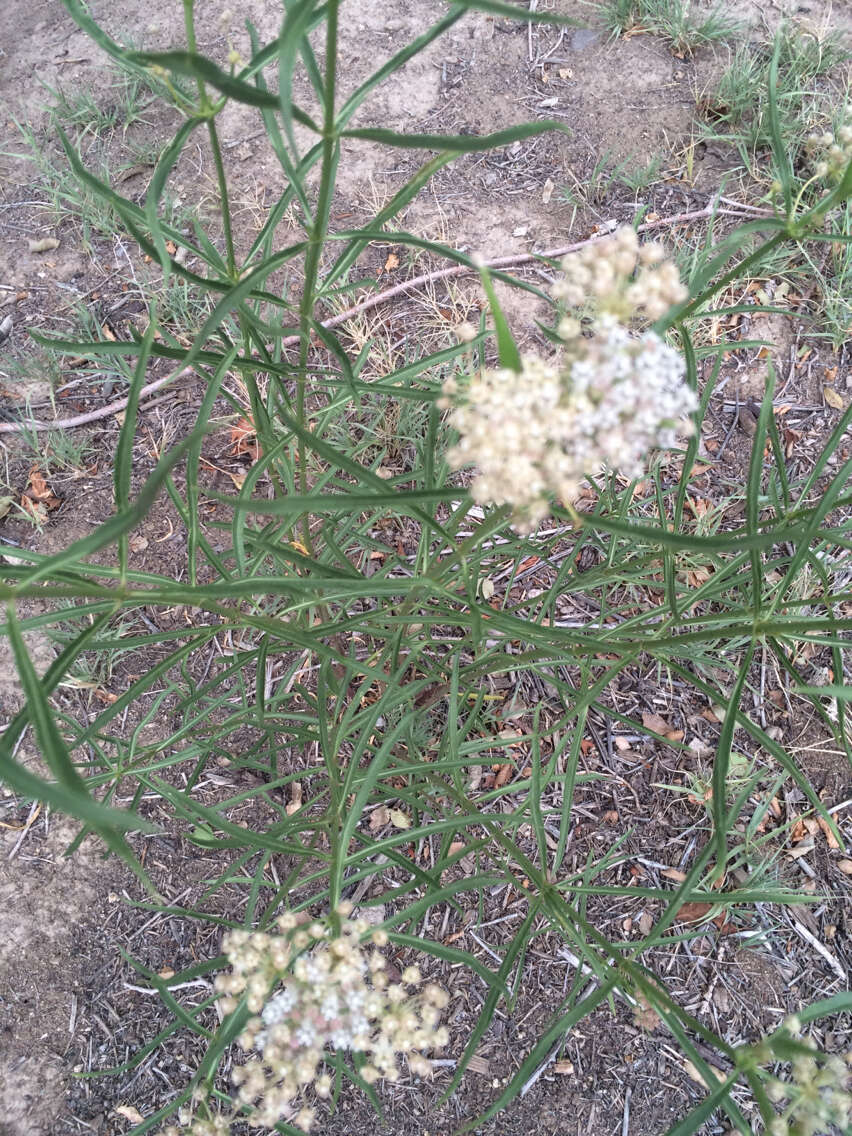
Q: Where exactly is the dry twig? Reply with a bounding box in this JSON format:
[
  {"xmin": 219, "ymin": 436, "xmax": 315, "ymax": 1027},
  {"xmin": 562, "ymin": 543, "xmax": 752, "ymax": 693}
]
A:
[{"xmin": 0, "ymin": 201, "xmax": 744, "ymax": 434}]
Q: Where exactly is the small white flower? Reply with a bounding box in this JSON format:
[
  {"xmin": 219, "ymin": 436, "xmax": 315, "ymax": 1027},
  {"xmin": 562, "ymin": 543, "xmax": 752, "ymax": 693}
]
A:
[{"xmin": 262, "ymin": 985, "xmax": 298, "ymax": 1023}]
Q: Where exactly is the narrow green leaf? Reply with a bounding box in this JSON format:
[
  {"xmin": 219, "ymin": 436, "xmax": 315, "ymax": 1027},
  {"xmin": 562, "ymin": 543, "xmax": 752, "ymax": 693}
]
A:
[
  {"xmin": 337, "ymin": 8, "xmax": 466, "ymax": 127},
  {"xmin": 477, "ymin": 259, "xmax": 522, "ymax": 372},
  {"xmin": 0, "ymin": 743, "xmax": 158, "ymax": 836},
  {"xmin": 341, "ymin": 119, "xmax": 569, "ymax": 152},
  {"xmin": 1, "ymin": 606, "xmax": 158, "ymax": 850},
  {"xmin": 115, "ymin": 318, "xmax": 157, "ymax": 577},
  {"xmin": 126, "ymin": 50, "xmax": 320, "ymax": 131},
  {"xmin": 245, "ymin": 20, "xmax": 313, "ymax": 224},
  {"xmin": 767, "ymin": 35, "xmax": 793, "ymax": 216},
  {"xmin": 62, "ymin": 0, "xmax": 145, "ymax": 68},
  {"xmin": 145, "ymin": 117, "xmax": 202, "ymax": 283},
  {"xmin": 277, "ymin": 0, "xmax": 320, "ymax": 155},
  {"xmin": 456, "ymin": 978, "xmax": 618, "ymax": 1133},
  {"xmin": 10, "ymin": 427, "xmax": 209, "ymax": 590},
  {"xmin": 211, "ymin": 487, "xmax": 464, "ymax": 515},
  {"xmin": 794, "ymin": 684, "xmax": 852, "ymax": 700},
  {"xmin": 323, "ymin": 151, "xmax": 461, "ymax": 291},
  {"xmin": 439, "ymin": 907, "xmax": 537, "ymax": 1102},
  {"xmin": 54, "ymin": 128, "xmax": 231, "ymax": 290},
  {"xmin": 661, "ymin": 1061, "xmax": 741, "ymax": 1135}
]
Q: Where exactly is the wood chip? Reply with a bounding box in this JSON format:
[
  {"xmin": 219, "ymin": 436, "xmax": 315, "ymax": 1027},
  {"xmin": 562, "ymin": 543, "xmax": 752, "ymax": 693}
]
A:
[
  {"xmin": 28, "ymin": 237, "xmax": 60, "ymax": 253},
  {"xmin": 661, "ymin": 867, "xmax": 687, "ymax": 882},
  {"xmin": 369, "ymin": 805, "xmax": 389, "ymax": 830},
  {"xmin": 285, "ymin": 781, "xmax": 303, "ymax": 816},
  {"xmin": 674, "ymin": 902, "xmax": 712, "ymax": 923},
  {"xmin": 683, "ymin": 1059, "xmax": 726, "ymax": 1089},
  {"xmin": 112, "ymin": 1106, "xmax": 145, "ymax": 1124},
  {"xmin": 817, "ymin": 816, "xmax": 840, "ymax": 849},
  {"xmin": 494, "ymin": 763, "xmax": 513, "ymax": 787},
  {"xmin": 823, "ymin": 386, "xmax": 845, "ymax": 410},
  {"xmin": 466, "ymin": 1054, "xmax": 491, "ymax": 1077},
  {"xmin": 642, "ymin": 711, "xmax": 670, "ymax": 734}
]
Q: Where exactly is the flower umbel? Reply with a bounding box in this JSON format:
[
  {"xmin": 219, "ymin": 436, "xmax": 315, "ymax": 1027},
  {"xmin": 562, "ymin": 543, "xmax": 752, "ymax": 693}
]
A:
[
  {"xmin": 807, "ymin": 109, "xmax": 852, "ymax": 184},
  {"xmin": 551, "ymin": 224, "xmax": 687, "ymax": 320},
  {"xmin": 212, "ymin": 907, "xmax": 449, "ymax": 1132},
  {"xmin": 759, "ymin": 1018, "xmax": 851, "ymax": 1136},
  {"xmin": 443, "ymin": 228, "xmax": 696, "ymax": 532}
]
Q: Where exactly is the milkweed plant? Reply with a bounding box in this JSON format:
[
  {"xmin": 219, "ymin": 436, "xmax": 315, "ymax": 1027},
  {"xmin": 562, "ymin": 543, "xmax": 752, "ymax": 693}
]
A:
[{"xmin": 2, "ymin": 3, "xmax": 851, "ymax": 1135}]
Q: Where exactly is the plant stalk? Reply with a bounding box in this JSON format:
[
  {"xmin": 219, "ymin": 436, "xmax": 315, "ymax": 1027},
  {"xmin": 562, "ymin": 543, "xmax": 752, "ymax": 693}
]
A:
[{"xmin": 295, "ymin": 0, "xmax": 341, "ymax": 553}]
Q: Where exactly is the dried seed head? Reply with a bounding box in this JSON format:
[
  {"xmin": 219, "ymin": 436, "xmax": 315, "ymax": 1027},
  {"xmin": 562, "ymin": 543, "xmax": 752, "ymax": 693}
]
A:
[
  {"xmin": 806, "ymin": 109, "xmax": 852, "ymax": 183},
  {"xmin": 455, "ymin": 321, "xmax": 478, "ymax": 343}
]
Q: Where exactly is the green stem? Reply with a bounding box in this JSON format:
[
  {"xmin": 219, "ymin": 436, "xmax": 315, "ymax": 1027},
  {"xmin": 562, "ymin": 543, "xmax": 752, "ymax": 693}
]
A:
[
  {"xmin": 208, "ymin": 119, "xmax": 237, "ymax": 279},
  {"xmin": 182, "ymin": 0, "xmax": 205, "ymax": 105},
  {"xmin": 182, "ymin": 2, "xmax": 231, "ymax": 275},
  {"xmin": 295, "ymin": 0, "xmax": 341, "ymax": 553},
  {"xmin": 182, "ymin": 0, "xmax": 196, "ymax": 48},
  {"xmin": 184, "ymin": 3, "xmax": 235, "ymax": 284},
  {"xmin": 790, "ymin": 171, "xmax": 821, "ymax": 217}
]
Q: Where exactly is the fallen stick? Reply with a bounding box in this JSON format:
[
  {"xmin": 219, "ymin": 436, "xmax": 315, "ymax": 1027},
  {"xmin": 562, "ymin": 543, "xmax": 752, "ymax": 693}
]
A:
[
  {"xmin": 0, "ymin": 369, "xmax": 194, "ymax": 434},
  {"xmin": 0, "ymin": 201, "xmax": 744, "ymax": 434},
  {"xmin": 300, "ymin": 202, "xmax": 724, "ymax": 344}
]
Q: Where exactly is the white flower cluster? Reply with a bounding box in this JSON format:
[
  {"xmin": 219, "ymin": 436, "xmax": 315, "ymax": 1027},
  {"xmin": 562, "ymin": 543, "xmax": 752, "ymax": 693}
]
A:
[
  {"xmin": 158, "ymin": 1105, "xmax": 229, "ymax": 1136},
  {"xmin": 807, "ymin": 109, "xmax": 852, "ymax": 183},
  {"xmin": 213, "ymin": 905, "xmax": 449, "ymax": 1132},
  {"xmin": 552, "ymin": 225, "xmax": 687, "ymax": 320},
  {"xmin": 764, "ymin": 1017, "xmax": 850, "ymax": 1136},
  {"xmin": 443, "ymin": 228, "xmax": 696, "ymax": 532}
]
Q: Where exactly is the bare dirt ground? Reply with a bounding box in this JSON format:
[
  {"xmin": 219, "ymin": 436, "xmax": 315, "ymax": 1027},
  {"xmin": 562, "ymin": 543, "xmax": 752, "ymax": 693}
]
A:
[{"xmin": 1, "ymin": 2, "xmax": 851, "ymax": 1135}]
